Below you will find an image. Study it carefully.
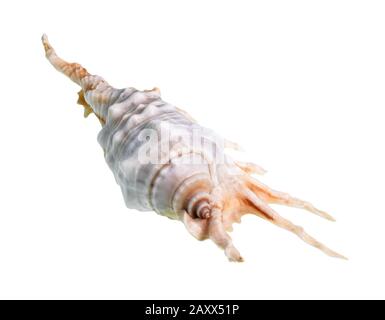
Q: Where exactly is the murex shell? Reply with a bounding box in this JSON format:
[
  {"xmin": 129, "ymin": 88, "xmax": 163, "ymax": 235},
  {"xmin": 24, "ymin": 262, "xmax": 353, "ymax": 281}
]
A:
[{"xmin": 42, "ymin": 34, "xmax": 345, "ymax": 262}]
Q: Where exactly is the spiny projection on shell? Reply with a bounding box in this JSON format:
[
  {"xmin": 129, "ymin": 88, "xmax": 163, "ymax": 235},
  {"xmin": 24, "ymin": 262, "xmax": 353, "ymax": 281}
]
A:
[{"xmin": 42, "ymin": 34, "xmax": 346, "ymax": 262}]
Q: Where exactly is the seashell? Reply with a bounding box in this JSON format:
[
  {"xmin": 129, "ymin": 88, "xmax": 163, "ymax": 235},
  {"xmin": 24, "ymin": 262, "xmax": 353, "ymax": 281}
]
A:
[{"xmin": 42, "ymin": 35, "xmax": 345, "ymax": 262}]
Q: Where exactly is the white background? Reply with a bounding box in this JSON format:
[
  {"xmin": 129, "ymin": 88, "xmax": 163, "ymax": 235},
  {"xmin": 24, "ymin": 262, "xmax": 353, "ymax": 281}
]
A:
[{"xmin": 0, "ymin": 0, "xmax": 384, "ymax": 299}]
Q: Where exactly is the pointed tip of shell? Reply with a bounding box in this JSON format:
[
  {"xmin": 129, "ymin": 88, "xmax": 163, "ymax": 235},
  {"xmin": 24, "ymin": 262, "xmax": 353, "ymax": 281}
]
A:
[
  {"xmin": 41, "ymin": 33, "xmax": 53, "ymax": 56},
  {"xmin": 315, "ymin": 210, "xmax": 336, "ymax": 222},
  {"xmin": 331, "ymin": 252, "xmax": 348, "ymax": 261},
  {"xmin": 228, "ymin": 255, "xmax": 244, "ymax": 263},
  {"xmin": 232, "ymin": 256, "xmax": 244, "ymax": 263},
  {"xmin": 225, "ymin": 245, "xmax": 244, "ymax": 262},
  {"xmin": 321, "ymin": 244, "xmax": 347, "ymax": 260},
  {"xmin": 41, "ymin": 34, "xmax": 50, "ymax": 48}
]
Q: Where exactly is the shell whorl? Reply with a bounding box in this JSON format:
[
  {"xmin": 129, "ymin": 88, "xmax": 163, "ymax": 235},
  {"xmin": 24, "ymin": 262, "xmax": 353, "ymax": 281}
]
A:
[
  {"xmin": 186, "ymin": 192, "xmax": 212, "ymax": 219},
  {"xmin": 171, "ymin": 172, "xmax": 214, "ymax": 219}
]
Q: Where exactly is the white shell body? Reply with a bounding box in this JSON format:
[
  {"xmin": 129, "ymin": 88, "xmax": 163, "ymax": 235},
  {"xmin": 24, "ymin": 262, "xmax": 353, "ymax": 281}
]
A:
[{"xmin": 96, "ymin": 88, "xmax": 234, "ymax": 219}]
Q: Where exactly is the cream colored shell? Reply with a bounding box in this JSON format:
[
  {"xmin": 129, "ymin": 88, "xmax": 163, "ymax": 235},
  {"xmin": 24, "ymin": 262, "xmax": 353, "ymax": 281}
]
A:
[{"xmin": 42, "ymin": 35, "xmax": 345, "ymax": 261}]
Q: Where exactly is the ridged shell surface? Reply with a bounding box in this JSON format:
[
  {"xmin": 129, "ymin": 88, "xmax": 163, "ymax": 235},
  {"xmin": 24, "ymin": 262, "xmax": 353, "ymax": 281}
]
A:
[
  {"xmin": 42, "ymin": 34, "xmax": 345, "ymax": 261},
  {"xmin": 97, "ymin": 88, "xmax": 223, "ymax": 219}
]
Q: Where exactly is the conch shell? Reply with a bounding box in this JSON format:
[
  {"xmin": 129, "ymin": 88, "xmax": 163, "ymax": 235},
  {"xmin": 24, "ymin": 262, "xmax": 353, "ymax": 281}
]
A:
[{"xmin": 42, "ymin": 35, "xmax": 345, "ymax": 261}]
